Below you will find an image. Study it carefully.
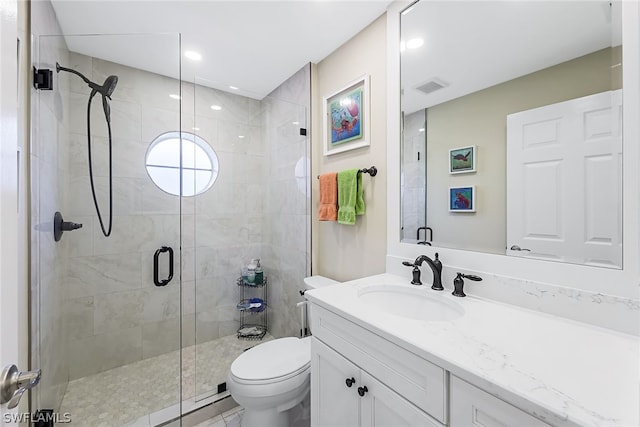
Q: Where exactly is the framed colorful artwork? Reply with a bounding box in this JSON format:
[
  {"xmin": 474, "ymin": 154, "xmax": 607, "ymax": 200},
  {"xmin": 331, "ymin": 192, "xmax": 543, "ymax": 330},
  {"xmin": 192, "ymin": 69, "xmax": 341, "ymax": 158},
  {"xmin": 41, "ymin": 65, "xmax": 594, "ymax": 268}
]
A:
[
  {"xmin": 323, "ymin": 75, "xmax": 370, "ymax": 156},
  {"xmin": 449, "ymin": 145, "xmax": 476, "ymax": 174},
  {"xmin": 449, "ymin": 186, "xmax": 476, "ymax": 212}
]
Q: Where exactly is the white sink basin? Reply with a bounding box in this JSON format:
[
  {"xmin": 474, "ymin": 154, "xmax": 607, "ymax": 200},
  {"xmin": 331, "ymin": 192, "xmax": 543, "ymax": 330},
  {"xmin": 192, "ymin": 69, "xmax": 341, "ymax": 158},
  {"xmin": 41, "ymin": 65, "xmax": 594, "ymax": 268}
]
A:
[{"xmin": 357, "ymin": 284, "xmax": 464, "ymax": 322}]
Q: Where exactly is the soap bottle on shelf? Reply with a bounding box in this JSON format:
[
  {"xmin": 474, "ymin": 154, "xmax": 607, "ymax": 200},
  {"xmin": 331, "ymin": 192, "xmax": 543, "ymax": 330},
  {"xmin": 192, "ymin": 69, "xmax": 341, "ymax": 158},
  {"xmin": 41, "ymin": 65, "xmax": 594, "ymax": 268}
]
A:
[
  {"xmin": 246, "ymin": 259, "xmax": 257, "ymax": 284},
  {"xmin": 254, "ymin": 259, "xmax": 263, "ymax": 284}
]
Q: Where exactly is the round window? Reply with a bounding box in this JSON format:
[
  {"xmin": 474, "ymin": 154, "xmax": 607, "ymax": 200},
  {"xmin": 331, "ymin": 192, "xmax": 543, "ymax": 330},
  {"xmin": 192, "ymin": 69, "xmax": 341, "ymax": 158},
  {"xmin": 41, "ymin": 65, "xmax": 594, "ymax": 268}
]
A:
[{"xmin": 145, "ymin": 131, "xmax": 219, "ymax": 197}]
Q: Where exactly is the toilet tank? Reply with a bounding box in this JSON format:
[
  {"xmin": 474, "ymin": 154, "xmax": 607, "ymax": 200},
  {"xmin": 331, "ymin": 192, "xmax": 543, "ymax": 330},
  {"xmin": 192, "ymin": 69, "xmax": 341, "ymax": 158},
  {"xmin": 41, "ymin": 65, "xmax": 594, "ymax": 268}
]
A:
[
  {"xmin": 303, "ymin": 275, "xmax": 339, "ymax": 334},
  {"xmin": 304, "ymin": 275, "xmax": 338, "ymax": 291}
]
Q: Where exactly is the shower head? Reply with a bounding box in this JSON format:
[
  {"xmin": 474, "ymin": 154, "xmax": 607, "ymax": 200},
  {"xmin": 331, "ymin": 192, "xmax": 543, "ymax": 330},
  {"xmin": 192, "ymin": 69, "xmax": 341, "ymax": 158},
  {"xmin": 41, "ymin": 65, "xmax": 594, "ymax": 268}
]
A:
[
  {"xmin": 56, "ymin": 62, "xmax": 118, "ymax": 98},
  {"xmin": 56, "ymin": 62, "xmax": 118, "ymax": 122}
]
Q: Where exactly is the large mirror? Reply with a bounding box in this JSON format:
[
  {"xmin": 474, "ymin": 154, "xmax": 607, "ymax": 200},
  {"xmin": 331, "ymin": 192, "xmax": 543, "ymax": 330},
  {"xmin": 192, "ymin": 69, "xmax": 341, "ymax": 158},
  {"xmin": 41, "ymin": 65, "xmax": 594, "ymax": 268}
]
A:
[{"xmin": 400, "ymin": 0, "xmax": 623, "ymax": 269}]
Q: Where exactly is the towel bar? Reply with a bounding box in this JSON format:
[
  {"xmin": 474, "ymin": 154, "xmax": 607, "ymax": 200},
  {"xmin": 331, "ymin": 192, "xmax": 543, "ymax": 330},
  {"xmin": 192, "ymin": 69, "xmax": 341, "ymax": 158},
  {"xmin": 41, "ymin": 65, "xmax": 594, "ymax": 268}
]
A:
[{"xmin": 317, "ymin": 166, "xmax": 377, "ymax": 179}]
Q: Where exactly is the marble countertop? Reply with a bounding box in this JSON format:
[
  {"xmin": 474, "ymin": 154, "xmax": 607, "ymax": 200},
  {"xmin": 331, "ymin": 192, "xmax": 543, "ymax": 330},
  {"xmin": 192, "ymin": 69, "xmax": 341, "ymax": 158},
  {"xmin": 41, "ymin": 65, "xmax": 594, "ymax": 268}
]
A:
[{"xmin": 305, "ymin": 273, "xmax": 639, "ymax": 427}]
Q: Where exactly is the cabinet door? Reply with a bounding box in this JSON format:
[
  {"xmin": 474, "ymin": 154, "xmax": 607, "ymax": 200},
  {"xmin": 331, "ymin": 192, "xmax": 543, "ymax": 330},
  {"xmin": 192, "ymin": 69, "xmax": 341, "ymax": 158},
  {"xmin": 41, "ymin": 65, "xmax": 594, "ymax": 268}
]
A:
[
  {"xmin": 450, "ymin": 376, "xmax": 550, "ymax": 427},
  {"xmin": 311, "ymin": 339, "xmax": 361, "ymax": 427},
  {"xmin": 360, "ymin": 371, "xmax": 442, "ymax": 427}
]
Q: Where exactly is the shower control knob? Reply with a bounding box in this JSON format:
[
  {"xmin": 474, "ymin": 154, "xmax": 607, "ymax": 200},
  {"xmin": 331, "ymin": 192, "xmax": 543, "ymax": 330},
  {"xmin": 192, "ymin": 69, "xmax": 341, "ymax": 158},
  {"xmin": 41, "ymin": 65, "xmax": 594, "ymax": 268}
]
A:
[
  {"xmin": 53, "ymin": 211, "xmax": 83, "ymax": 242},
  {"xmin": 345, "ymin": 377, "xmax": 355, "ymax": 387},
  {"xmin": 357, "ymin": 386, "xmax": 368, "ymax": 397}
]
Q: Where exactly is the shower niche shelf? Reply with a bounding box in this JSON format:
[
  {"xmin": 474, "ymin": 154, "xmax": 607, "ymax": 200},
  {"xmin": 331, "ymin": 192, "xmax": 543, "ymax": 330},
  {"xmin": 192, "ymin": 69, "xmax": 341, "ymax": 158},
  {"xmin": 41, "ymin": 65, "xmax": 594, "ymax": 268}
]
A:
[{"xmin": 236, "ymin": 276, "xmax": 268, "ymax": 340}]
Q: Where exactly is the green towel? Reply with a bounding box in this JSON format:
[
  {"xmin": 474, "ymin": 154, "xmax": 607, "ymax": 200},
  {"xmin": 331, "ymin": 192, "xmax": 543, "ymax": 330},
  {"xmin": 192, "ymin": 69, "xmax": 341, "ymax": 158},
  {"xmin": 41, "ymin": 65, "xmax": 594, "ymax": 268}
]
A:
[{"xmin": 338, "ymin": 169, "xmax": 366, "ymax": 225}]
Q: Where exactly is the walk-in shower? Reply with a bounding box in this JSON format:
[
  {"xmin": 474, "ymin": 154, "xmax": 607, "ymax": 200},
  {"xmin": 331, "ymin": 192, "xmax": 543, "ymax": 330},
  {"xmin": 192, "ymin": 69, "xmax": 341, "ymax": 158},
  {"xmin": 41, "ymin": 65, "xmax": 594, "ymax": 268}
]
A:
[{"xmin": 31, "ymin": 29, "xmax": 310, "ymax": 426}]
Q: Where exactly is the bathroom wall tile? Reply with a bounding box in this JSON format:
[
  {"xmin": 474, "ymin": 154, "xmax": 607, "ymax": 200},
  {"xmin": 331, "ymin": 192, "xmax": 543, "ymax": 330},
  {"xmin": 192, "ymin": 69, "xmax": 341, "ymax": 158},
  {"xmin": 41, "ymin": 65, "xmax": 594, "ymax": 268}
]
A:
[
  {"xmin": 140, "ymin": 106, "xmax": 181, "ymax": 144},
  {"xmin": 94, "ymin": 289, "xmax": 146, "ymax": 334},
  {"xmin": 68, "ymin": 326, "xmax": 142, "ymax": 380},
  {"xmin": 67, "ymin": 252, "xmax": 142, "ymax": 298},
  {"xmin": 141, "ymin": 285, "xmax": 180, "ymax": 323},
  {"xmin": 142, "ymin": 318, "xmax": 181, "ymax": 359},
  {"xmin": 65, "ymin": 296, "xmax": 95, "ymax": 340},
  {"xmin": 217, "ymin": 121, "xmax": 264, "ymax": 156},
  {"xmin": 135, "ymin": 178, "xmax": 181, "ymax": 215},
  {"xmin": 194, "ymin": 311, "xmax": 221, "ymax": 343},
  {"xmin": 67, "ymin": 215, "xmax": 94, "ymax": 257}
]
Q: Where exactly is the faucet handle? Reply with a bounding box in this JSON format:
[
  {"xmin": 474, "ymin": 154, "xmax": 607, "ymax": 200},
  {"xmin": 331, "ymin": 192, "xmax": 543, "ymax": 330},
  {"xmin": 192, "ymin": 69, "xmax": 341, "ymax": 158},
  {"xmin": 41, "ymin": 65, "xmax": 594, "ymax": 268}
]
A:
[
  {"xmin": 402, "ymin": 261, "xmax": 422, "ymax": 285},
  {"xmin": 452, "ymin": 273, "xmax": 483, "ymax": 297}
]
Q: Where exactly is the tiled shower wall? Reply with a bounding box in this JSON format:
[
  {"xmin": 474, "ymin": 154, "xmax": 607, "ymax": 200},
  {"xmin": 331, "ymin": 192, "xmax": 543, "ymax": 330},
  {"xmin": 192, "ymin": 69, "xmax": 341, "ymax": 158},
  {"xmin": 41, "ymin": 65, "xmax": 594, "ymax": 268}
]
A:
[
  {"xmin": 401, "ymin": 109, "xmax": 426, "ymax": 242},
  {"xmin": 59, "ymin": 54, "xmax": 310, "ymax": 381}
]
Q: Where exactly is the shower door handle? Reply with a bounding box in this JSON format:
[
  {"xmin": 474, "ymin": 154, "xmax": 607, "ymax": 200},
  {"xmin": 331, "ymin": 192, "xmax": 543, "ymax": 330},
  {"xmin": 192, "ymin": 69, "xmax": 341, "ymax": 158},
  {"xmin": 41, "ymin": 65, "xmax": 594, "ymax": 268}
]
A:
[{"xmin": 153, "ymin": 246, "xmax": 174, "ymax": 287}]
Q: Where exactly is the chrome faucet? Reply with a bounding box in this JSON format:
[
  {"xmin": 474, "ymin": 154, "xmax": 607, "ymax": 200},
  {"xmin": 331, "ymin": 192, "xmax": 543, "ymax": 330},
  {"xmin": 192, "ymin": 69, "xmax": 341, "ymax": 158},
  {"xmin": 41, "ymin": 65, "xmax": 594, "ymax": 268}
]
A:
[{"xmin": 402, "ymin": 253, "xmax": 444, "ymax": 290}]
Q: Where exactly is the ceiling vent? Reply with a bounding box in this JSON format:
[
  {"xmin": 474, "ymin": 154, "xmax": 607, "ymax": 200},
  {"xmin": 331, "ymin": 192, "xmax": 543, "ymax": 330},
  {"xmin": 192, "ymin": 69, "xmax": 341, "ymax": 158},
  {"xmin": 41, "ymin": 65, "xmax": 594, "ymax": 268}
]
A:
[{"xmin": 415, "ymin": 78, "xmax": 448, "ymax": 95}]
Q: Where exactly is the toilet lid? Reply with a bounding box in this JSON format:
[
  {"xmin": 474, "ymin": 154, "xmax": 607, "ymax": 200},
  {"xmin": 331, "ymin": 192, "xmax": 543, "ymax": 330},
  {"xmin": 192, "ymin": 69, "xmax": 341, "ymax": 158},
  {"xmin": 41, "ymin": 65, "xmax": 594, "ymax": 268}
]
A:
[{"xmin": 231, "ymin": 337, "xmax": 310, "ymax": 382}]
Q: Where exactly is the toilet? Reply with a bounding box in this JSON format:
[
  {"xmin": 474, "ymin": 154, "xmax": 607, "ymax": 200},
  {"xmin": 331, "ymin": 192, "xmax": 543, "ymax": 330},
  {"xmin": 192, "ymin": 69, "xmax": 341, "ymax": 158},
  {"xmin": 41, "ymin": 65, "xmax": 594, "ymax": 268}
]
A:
[{"xmin": 227, "ymin": 276, "xmax": 338, "ymax": 427}]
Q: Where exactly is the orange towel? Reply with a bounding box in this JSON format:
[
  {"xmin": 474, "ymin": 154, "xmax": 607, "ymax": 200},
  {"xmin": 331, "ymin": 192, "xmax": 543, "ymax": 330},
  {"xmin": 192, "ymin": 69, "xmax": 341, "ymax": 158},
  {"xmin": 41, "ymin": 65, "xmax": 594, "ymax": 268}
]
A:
[{"xmin": 318, "ymin": 172, "xmax": 338, "ymax": 221}]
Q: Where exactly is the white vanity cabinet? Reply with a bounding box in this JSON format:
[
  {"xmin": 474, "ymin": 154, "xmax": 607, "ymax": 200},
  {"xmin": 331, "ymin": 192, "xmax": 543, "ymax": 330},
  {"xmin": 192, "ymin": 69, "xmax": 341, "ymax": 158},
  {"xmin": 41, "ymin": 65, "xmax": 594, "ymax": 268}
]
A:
[
  {"xmin": 310, "ymin": 304, "xmax": 447, "ymax": 427},
  {"xmin": 312, "ymin": 338, "xmax": 442, "ymax": 427},
  {"xmin": 310, "ymin": 302, "xmax": 553, "ymax": 427},
  {"xmin": 450, "ymin": 376, "xmax": 550, "ymax": 427}
]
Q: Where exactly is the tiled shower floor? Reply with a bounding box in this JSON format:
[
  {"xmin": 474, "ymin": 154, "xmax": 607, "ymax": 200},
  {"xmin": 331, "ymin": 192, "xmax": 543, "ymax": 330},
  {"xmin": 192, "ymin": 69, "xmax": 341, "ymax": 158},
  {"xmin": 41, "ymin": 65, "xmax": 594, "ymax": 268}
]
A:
[{"xmin": 60, "ymin": 333, "xmax": 273, "ymax": 426}]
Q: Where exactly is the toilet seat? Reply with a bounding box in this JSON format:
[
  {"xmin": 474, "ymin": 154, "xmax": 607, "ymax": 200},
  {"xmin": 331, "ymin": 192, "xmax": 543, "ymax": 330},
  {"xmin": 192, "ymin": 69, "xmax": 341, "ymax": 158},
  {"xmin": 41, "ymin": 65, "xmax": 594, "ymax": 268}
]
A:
[{"xmin": 230, "ymin": 337, "xmax": 311, "ymax": 385}]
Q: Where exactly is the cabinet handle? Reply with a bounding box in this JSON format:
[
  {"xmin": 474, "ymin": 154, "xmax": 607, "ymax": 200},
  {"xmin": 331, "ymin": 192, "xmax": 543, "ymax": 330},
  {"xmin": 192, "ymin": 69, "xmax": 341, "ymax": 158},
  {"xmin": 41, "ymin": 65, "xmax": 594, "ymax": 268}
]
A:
[
  {"xmin": 345, "ymin": 377, "xmax": 355, "ymax": 388},
  {"xmin": 357, "ymin": 386, "xmax": 368, "ymax": 397}
]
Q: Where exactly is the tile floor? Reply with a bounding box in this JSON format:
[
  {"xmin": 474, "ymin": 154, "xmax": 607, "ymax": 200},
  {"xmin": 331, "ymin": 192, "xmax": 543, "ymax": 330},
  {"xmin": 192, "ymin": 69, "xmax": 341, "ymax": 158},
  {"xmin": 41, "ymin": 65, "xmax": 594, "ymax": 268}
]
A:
[
  {"xmin": 60, "ymin": 334, "xmax": 272, "ymax": 426},
  {"xmin": 193, "ymin": 407, "xmax": 244, "ymax": 427}
]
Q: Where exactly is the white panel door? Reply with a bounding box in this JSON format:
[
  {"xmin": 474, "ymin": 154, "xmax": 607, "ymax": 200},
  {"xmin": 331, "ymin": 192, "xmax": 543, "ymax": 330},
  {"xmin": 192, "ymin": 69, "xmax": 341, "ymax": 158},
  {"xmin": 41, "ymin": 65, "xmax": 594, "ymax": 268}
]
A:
[
  {"xmin": 506, "ymin": 90, "xmax": 622, "ymax": 267},
  {"xmin": 0, "ymin": 0, "xmax": 20, "ymax": 424}
]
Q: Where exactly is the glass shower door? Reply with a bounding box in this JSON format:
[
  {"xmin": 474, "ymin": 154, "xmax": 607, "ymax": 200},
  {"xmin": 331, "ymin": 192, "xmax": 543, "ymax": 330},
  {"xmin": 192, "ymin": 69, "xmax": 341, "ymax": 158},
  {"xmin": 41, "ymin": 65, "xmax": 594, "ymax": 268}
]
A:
[
  {"xmin": 182, "ymin": 76, "xmax": 310, "ymax": 410},
  {"xmin": 32, "ymin": 33, "xmax": 184, "ymax": 426}
]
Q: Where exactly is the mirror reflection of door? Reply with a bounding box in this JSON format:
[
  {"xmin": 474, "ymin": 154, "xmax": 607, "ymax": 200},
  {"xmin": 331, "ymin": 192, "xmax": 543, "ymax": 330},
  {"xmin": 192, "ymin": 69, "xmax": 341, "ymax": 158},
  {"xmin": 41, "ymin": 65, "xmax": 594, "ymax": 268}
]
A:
[
  {"xmin": 506, "ymin": 90, "xmax": 622, "ymax": 268},
  {"xmin": 399, "ymin": 0, "xmax": 624, "ymax": 268}
]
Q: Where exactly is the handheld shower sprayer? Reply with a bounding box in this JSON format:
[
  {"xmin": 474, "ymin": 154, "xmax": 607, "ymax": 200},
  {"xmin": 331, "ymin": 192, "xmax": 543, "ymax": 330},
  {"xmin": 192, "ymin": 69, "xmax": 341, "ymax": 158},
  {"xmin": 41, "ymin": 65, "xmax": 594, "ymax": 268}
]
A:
[
  {"xmin": 56, "ymin": 63, "xmax": 118, "ymax": 121},
  {"xmin": 56, "ymin": 63, "xmax": 119, "ymax": 237}
]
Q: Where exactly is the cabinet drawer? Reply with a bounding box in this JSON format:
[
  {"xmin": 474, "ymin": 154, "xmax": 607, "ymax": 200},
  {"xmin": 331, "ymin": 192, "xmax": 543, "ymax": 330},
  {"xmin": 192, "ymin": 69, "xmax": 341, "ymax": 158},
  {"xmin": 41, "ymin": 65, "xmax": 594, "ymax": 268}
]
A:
[
  {"xmin": 450, "ymin": 376, "xmax": 550, "ymax": 427},
  {"xmin": 311, "ymin": 304, "xmax": 447, "ymax": 424}
]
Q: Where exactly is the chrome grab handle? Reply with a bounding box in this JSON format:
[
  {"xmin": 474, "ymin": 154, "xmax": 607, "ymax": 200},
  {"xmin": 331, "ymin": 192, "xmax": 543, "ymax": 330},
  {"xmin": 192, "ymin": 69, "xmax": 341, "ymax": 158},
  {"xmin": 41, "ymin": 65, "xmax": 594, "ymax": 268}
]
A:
[
  {"xmin": 510, "ymin": 245, "xmax": 531, "ymax": 251},
  {"xmin": 1, "ymin": 364, "xmax": 42, "ymax": 409}
]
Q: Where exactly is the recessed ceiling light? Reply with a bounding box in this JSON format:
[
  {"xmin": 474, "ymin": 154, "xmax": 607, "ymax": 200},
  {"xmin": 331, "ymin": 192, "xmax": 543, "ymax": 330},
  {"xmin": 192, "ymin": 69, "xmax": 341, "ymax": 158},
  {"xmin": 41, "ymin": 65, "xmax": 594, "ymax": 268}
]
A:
[
  {"xmin": 406, "ymin": 38, "xmax": 424, "ymax": 49},
  {"xmin": 229, "ymin": 86, "xmax": 239, "ymax": 90},
  {"xmin": 238, "ymin": 135, "xmax": 245, "ymax": 139},
  {"xmin": 169, "ymin": 94, "xmax": 181, "ymax": 100},
  {"xmin": 192, "ymin": 127, "xmax": 200, "ymax": 131},
  {"xmin": 419, "ymin": 128, "xmax": 425, "ymax": 132},
  {"xmin": 292, "ymin": 121, "xmax": 300, "ymax": 125},
  {"xmin": 184, "ymin": 50, "xmax": 202, "ymax": 61},
  {"xmin": 211, "ymin": 105, "xmax": 222, "ymax": 111}
]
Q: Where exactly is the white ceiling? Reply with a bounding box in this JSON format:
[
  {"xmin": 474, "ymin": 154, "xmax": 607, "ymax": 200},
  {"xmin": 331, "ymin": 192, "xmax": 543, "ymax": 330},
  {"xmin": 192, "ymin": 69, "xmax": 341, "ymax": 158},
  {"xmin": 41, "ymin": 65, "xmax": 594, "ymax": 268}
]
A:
[
  {"xmin": 401, "ymin": 1, "xmax": 622, "ymax": 114},
  {"xmin": 49, "ymin": 0, "xmax": 393, "ymax": 100}
]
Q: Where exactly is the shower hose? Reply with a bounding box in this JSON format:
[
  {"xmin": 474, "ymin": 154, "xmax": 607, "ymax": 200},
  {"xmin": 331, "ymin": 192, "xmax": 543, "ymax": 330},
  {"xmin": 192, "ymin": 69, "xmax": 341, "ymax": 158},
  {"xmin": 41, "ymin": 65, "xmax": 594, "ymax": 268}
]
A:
[{"xmin": 86, "ymin": 91, "xmax": 113, "ymax": 237}]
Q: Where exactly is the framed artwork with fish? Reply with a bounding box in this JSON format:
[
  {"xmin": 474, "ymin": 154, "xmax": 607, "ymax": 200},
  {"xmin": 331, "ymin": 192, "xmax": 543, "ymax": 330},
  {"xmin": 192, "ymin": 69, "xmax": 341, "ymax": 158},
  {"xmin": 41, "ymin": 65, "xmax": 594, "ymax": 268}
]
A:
[
  {"xmin": 449, "ymin": 186, "xmax": 476, "ymax": 212},
  {"xmin": 323, "ymin": 75, "xmax": 370, "ymax": 156},
  {"xmin": 449, "ymin": 145, "xmax": 476, "ymax": 174}
]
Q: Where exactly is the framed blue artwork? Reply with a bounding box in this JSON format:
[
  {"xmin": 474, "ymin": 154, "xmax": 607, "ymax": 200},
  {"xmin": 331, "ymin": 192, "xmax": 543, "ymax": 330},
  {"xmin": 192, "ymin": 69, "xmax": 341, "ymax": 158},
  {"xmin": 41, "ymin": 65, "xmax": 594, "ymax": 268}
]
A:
[
  {"xmin": 449, "ymin": 186, "xmax": 476, "ymax": 212},
  {"xmin": 323, "ymin": 75, "xmax": 370, "ymax": 156}
]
